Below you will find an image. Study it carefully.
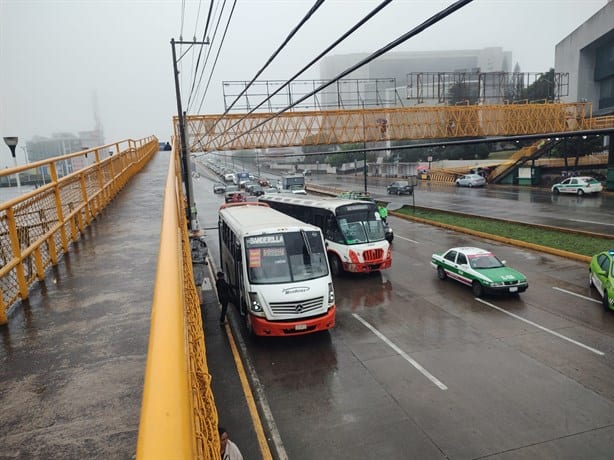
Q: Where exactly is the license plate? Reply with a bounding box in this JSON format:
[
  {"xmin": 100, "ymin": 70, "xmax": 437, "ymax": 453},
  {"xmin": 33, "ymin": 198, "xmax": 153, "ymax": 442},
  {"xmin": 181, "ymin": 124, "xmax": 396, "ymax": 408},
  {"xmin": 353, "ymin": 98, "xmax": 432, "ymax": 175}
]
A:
[
  {"xmin": 295, "ymin": 324, "xmax": 307, "ymax": 331},
  {"xmin": 509, "ymin": 286, "xmax": 518, "ymax": 292}
]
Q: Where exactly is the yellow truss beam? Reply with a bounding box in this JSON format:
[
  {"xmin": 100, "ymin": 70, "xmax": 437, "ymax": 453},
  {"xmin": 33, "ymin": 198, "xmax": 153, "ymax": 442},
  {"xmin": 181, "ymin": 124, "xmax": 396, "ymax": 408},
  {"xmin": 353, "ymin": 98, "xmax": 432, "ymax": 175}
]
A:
[{"xmin": 177, "ymin": 102, "xmax": 614, "ymax": 153}]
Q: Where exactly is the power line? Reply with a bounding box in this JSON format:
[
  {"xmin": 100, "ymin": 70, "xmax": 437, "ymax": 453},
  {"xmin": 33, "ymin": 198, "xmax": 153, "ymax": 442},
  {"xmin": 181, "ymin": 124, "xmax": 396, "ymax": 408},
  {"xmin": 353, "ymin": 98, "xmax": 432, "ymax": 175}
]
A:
[
  {"xmin": 189, "ymin": 0, "xmax": 234, "ymax": 113},
  {"xmin": 201, "ymin": 0, "xmax": 393, "ymax": 149},
  {"xmin": 194, "ymin": 0, "xmax": 325, "ymax": 145},
  {"xmin": 186, "ymin": 0, "xmax": 216, "ymax": 108},
  {"xmin": 217, "ymin": 0, "xmax": 475, "ymax": 150},
  {"xmin": 195, "ymin": 1, "xmax": 238, "ymax": 114}
]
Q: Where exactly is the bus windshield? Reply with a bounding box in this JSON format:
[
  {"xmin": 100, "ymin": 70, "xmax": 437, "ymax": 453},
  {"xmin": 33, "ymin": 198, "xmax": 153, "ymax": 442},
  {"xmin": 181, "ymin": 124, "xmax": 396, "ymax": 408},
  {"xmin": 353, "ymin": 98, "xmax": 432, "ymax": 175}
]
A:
[
  {"xmin": 245, "ymin": 231, "xmax": 328, "ymax": 284},
  {"xmin": 336, "ymin": 206, "xmax": 385, "ymax": 245}
]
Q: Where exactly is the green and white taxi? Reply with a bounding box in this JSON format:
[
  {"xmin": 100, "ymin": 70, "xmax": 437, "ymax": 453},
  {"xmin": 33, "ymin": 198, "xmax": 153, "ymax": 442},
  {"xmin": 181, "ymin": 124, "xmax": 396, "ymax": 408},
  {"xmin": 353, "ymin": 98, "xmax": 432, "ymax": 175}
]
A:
[
  {"xmin": 589, "ymin": 250, "xmax": 614, "ymax": 311},
  {"xmin": 431, "ymin": 247, "xmax": 528, "ymax": 297}
]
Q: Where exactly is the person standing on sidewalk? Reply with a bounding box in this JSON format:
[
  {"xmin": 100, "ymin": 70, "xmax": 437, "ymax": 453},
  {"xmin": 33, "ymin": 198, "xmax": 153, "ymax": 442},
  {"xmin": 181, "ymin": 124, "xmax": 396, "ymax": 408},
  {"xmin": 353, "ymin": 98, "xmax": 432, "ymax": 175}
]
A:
[
  {"xmin": 216, "ymin": 271, "xmax": 231, "ymax": 325},
  {"xmin": 218, "ymin": 426, "xmax": 243, "ymax": 460}
]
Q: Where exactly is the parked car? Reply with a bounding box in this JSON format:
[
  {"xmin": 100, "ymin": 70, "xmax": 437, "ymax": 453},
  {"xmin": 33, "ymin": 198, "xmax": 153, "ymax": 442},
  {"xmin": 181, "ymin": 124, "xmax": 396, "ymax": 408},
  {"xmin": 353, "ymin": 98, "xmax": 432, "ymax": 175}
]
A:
[
  {"xmin": 262, "ymin": 187, "xmax": 280, "ymax": 194},
  {"xmin": 213, "ymin": 183, "xmax": 226, "ymax": 194},
  {"xmin": 551, "ymin": 176, "xmax": 603, "ymax": 195},
  {"xmin": 387, "ymin": 180, "xmax": 413, "ymax": 195},
  {"xmin": 431, "ymin": 246, "xmax": 528, "ymax": 297},
  {"xmin": 589, "ymin": 249, "xmax": 614, "ymax": 311},
  {"xmin": 455, "ymin": 174, "xmax": 486, "ymax": 187}
]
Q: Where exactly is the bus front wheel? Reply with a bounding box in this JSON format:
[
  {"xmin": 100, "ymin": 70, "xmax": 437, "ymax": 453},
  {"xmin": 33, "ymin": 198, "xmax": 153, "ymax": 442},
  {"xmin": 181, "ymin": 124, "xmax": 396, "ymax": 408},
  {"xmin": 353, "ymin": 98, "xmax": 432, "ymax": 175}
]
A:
[{"xmin": 329, "ymin": 254, "xmax": 343, "ymax": 277}]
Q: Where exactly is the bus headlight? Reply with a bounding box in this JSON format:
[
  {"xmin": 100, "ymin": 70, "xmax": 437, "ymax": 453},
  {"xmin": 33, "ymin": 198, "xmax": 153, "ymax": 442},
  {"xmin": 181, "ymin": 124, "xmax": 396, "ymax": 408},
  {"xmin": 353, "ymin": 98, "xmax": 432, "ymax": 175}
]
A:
[
  {"xmin": 328, "ymin": 282, "xmax": 335, "ymax": 304},
  {"xmin": 248, "ymin": 292, "xmax": 263, "ymax": 312}
]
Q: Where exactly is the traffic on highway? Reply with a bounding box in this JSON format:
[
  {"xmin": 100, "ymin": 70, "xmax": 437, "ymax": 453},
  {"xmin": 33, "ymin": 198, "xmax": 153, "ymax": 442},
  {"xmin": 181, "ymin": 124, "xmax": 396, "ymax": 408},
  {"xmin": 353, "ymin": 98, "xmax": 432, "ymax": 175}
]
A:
[{"xmin": 192, "ymin": 158, "xmax": 614, "ymax": 459}]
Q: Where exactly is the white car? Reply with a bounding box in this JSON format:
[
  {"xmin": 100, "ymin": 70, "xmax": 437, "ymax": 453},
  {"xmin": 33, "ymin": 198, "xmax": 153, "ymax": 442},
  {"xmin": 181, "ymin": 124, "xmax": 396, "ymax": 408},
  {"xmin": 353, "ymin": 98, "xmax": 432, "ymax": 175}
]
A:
[
  {"xmin": 551, "ymin": 176, "xmax": 603, "ymax": 195},
  {"xmin": 455, "ymin": 174, "xmax": 486, "ymax": 187}
]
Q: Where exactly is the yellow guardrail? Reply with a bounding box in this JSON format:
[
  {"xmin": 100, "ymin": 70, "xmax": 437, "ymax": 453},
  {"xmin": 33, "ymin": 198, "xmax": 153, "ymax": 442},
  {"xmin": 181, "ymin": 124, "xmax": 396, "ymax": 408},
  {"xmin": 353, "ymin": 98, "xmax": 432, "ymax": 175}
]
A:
[
  {"xmin": 137, "ymin": 146, "xmax": 219, "ymax": 459},
  {"xmin": 0, "ymin": 137, "xmax": 158, "ymax": 324}
]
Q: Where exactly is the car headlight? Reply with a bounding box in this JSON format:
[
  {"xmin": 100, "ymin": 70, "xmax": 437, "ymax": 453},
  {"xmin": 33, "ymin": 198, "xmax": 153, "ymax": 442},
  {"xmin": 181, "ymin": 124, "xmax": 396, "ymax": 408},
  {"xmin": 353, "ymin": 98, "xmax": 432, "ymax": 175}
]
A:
[
  {"xmin": 489, "ymin": 281, "xmax": 505, "ymax": 287},
  {"xmin": 328, "ymin": 282, "xmax": 335, "ymax": 304},
  {"xmin": 248, "ymin": 292, "xmax": 263, "ymax": 312}
]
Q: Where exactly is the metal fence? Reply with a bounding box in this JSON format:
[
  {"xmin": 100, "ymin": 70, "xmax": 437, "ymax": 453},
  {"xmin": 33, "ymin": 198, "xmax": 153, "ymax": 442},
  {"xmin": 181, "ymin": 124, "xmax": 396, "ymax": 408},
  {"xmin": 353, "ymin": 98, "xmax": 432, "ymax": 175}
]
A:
[{"xmin": 0, "ymin": 137, "xmax": 158, "ymax": 324}]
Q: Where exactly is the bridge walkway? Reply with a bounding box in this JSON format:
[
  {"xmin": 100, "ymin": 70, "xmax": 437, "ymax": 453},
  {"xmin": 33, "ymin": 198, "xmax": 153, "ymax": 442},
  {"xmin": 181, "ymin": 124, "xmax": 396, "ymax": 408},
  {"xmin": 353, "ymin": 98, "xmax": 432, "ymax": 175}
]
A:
[{"xmin": 0, "ymin": 151, "xmax": 261, "ymax": 458}]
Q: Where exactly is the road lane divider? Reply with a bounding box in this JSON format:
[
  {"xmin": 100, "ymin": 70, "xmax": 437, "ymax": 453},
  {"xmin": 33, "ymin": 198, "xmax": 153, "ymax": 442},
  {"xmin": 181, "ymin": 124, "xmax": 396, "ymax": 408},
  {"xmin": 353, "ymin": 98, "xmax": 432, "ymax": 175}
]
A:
[
  {"xmin": 475, "ymin": 298, "xmax": 605, "ymax": 356},
  {"xmin": 352, "ymin": 313, "xmax": 448, "ymax": 390},
  {"xmin": 552, "ymin": 286, "xmax": 602, "ymax": 304},
  {"xmin": 395, "ymin": 235, "xmax": 420, "ymax": 244}
]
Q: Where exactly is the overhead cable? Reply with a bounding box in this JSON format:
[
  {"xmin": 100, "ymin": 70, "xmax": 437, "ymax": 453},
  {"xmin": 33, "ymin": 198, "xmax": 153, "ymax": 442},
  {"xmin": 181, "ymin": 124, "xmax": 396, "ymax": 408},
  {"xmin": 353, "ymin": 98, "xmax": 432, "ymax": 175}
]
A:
[
  {"xmin": 201, "ymin": 0, "xmax": 392, "ymax": 148},
  {"xmin": 189, "ymin": 0, "xmax": 234, "ymax": 113},
  {"xmin": 200, "ymin": 0, "xmax": 325, "ymax": 136},
  {"xmin": 186, "ymin": 0, "xmax": 216, "ymax": 108},
  {"xmin": 195, "ymin": 0, "xmax": 238, "ymax": 114},
  {"xmin": 218, "ymin": 0, "xmax": 475, "ymax": 150}
]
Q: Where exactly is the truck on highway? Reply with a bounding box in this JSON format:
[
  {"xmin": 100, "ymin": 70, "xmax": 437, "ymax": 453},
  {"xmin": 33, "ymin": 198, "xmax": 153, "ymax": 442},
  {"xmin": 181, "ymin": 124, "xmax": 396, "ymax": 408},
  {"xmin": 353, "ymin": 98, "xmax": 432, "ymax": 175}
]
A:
[{"xmin": 278, "ymin": 173, "xmax": 306, "ymax": 194}]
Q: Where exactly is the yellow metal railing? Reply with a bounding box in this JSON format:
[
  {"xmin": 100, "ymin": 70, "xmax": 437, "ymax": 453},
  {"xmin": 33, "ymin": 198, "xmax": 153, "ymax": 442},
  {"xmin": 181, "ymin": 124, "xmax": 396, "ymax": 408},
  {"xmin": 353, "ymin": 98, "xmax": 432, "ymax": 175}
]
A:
[
  {"xmin": 0, "ymin": 137, "xmax": 158, "ymax": 324},
  {"xmin": 185, "ymin": 101, "xmax": 592, "ymax": 152},
  {"xmin": 137, "ymin": 145, "xmax": 219, "ymax": 459}
]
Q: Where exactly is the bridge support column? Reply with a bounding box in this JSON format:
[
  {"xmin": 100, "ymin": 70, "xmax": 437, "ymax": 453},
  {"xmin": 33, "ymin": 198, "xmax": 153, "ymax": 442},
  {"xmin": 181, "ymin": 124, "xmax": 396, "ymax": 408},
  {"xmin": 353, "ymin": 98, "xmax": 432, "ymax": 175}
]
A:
[{"xmin": 607, "ymin": 136, "xmax": 614, "ymax": 191}]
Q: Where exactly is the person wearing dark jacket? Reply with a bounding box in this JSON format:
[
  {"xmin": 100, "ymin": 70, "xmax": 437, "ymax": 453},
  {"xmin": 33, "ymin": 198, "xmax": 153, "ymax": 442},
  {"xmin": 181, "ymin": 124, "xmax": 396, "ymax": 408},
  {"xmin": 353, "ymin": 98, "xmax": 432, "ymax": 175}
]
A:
[{"xmin": 216, "ymin": 271, "xmax": 231, "ymax": 325}]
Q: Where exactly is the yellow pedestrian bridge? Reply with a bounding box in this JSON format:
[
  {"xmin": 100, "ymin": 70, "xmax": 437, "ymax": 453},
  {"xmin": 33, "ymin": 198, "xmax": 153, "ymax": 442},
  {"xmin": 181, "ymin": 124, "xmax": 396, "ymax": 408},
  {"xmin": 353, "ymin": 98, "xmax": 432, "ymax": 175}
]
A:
[{"xmin": 1, "ymin": 101, "xmax": 613, "ymax": 458}]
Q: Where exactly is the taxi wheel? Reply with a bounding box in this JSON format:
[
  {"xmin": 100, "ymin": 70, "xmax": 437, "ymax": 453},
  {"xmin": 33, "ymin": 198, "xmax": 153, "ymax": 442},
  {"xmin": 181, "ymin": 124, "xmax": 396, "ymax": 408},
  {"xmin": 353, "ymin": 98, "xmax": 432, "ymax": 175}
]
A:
[
  {"xmin": 577, "ymin": 189, "xmax": 584, "ymax": 196},
  {"xmin": 589, "ymin": 271, "xmax": 594, "ymax": 287},
  {"xmin": 604, "ymin": 292, "xmax": 611, "ymax": 311},
  {"xmin": 472, "ymin": 281, "xmax": 483, "ymax": 297},
  {"xmin": 437, "ymin": 266, "xmax": 447, "ymax": 280},
  {"xmin": 553, "ymin": 188, "xmax": 560, "ymax": 195}
]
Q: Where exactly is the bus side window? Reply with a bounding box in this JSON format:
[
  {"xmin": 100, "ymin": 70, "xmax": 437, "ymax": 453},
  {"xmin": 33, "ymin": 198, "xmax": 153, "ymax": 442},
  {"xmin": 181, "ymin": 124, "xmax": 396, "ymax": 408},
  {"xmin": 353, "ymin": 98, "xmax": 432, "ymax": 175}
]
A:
[
  {"xmin": 325, "ymin": 216, "xmax": 343, "ymax": 244},
  {"xmin": 314, "ymin": 213, "xmax": 325, "ymax": 231}
]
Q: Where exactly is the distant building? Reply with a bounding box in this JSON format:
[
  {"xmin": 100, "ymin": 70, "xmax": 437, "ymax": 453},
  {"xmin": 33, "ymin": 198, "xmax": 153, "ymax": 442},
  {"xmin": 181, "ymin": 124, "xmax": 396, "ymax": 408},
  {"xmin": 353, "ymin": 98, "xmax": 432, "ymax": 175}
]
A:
[
  {"xmin": 25, "ymin": 128, "xmax": 104, "ymax": 177},
  {"xmin": 319, "ymin": 47, "xmax": 513, "ymax": 108},
  {"xmin": 555, "ymin": 1, "xmax": 614, "ymax": 114}
]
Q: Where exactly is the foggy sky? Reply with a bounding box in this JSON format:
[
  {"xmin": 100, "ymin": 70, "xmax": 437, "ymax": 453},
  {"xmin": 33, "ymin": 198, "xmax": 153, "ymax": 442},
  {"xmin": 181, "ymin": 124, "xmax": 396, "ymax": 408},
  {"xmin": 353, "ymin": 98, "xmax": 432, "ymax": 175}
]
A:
[{"xmin": 0, "ymin": 0, "xmax": 607, "ymax": 167}]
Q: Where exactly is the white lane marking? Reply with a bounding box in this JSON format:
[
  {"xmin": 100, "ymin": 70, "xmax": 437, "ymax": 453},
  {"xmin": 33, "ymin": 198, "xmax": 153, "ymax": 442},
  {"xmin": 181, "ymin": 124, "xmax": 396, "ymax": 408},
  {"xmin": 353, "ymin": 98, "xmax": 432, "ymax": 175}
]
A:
[
  {"xmin": 475, "ymin": 298, "xmax": 605, "ymax": 356},
  {"xmin": 352, "ymin": 313, "xmax": 448, "ymax": 390},
  {"xmin": 552, "ymin": 286, "xmax": 601, "ymax": 304},
  {"xmin": 567, "ymin": 218, "xmax": 614, "ymax": 227},
  {"xmin": 395, "ymin": 235, "xmax": 420, "ymax": 244}
]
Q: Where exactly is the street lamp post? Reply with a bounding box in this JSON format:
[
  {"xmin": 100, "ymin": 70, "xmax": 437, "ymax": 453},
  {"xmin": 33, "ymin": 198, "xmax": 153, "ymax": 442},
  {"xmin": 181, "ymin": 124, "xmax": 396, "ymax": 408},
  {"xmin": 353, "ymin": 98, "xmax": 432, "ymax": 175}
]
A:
[{"xmin": 3, "ymin": 136, "xmax": 20, "ymax": 191}]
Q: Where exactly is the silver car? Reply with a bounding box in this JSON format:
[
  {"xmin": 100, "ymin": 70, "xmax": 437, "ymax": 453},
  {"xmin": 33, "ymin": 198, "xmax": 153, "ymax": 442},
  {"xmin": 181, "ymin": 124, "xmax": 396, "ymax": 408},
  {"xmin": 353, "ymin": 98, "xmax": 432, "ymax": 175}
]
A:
[{"xmin": 456, "ymin": 173, "xmax": 486, "ymax": 187}]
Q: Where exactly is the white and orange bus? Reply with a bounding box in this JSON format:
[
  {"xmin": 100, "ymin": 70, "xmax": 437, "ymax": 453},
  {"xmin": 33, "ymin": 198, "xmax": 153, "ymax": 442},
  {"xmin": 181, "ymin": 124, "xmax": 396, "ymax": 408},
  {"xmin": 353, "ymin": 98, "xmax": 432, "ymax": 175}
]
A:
[
  {"xmin": 218, "ymin": 202, "xmax": 336, "ymax": 336},
  {"xmin": 258, "ymin": 195, "xmax": 391, "ymax": 275}
]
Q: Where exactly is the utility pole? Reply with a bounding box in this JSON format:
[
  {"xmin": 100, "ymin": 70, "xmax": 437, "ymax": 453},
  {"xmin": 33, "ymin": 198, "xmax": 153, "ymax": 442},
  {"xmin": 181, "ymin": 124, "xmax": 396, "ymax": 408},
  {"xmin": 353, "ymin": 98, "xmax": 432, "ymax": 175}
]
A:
[
  {"xmin": 171, "ymin": 38, "xmax": 208, "ymax": 231},
  {"xmin": 362, "ymin": 101, "xmax": 367, "ymax": 194}
]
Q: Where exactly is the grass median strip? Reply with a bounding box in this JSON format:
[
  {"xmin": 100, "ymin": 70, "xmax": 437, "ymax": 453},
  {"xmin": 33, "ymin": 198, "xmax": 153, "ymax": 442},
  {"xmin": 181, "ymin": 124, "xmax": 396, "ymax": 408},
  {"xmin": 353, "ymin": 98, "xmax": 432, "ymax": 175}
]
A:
[{"xmin": 395, "ymin": 207, "xmax": 613, "ymax": 257}]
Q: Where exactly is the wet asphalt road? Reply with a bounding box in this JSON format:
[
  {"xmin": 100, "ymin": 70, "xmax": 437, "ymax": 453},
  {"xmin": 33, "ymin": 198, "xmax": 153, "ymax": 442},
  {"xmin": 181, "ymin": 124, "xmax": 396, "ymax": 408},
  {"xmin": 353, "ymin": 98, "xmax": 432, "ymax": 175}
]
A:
[
  {"xmin": 327, "ymin": 175, "xmax": 614, "ymax": 236},
  {"xmin": 193, "ymin": 166, "xmax": 614, "ymax": 459}
]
